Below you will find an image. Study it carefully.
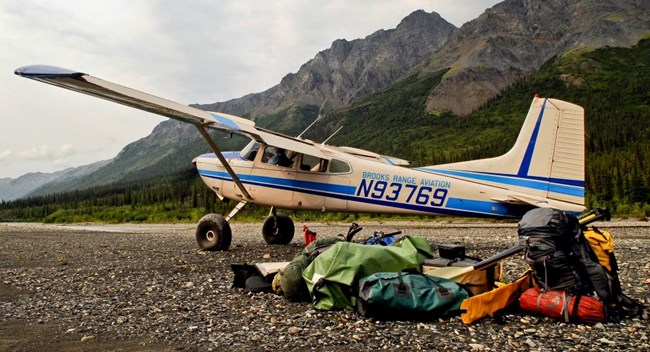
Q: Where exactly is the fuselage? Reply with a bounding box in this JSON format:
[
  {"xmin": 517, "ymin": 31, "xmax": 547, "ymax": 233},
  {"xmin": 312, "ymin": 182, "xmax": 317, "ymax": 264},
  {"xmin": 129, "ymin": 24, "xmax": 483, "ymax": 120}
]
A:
[{"xmin": 194, "ymin": 143, "xmax": 549, "ymax": 218}]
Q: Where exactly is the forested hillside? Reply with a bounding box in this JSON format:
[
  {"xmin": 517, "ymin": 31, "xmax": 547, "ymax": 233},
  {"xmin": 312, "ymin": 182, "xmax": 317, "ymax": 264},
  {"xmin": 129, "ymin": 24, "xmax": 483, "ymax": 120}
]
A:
[{"xmin": 1, "ymin": 40, "xmax": 648, "ymax": 222}]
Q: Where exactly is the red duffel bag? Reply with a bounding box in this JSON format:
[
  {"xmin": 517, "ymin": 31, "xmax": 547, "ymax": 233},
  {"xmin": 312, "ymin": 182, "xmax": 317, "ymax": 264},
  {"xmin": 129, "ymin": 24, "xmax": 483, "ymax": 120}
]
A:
[{"xmin": 519, "ymin": 287, "xmax": 606, "ymax": 323}]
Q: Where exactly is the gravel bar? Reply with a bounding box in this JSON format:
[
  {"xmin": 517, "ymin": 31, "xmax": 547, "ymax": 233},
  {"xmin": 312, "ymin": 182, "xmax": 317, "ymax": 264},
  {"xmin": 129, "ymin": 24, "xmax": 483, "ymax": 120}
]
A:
[{"xmin": 1, "ymin": 220, "xmax": 648, "ymax": 351}]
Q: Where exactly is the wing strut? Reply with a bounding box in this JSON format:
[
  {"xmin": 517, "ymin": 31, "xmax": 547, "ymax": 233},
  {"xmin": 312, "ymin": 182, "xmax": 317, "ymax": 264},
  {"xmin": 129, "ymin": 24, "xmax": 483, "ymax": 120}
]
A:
[{"xmin": 195, "ymin": 125, "xmax": 252, "ymax": 201}]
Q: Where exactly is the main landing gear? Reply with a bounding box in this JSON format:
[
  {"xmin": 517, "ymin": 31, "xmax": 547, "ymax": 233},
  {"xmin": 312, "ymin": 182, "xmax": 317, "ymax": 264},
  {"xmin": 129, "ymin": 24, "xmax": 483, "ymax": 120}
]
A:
[
  {"xmin": 196, "ymin": 213, "xmax": 232, "ymax": 251},
  {"xmin": 195, "ymin": 204, "xmax": 295, "ymax": 251},
  {"xmin": 262, "ymin": 212, "xmax": 295, "ymax": 245}
]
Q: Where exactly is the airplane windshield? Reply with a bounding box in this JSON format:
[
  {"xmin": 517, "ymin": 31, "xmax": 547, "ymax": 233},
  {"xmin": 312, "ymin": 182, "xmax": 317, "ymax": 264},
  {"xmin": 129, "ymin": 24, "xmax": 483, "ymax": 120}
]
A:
[{"xmin": 240, "ymin": 140, "xmax": 260, "ymax": 161}]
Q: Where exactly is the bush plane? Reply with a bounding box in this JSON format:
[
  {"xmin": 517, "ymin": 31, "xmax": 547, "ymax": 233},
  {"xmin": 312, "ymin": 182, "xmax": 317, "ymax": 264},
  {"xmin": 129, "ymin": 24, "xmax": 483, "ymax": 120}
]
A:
[{"xmin": 15, "ymin": 65, "xmax": 585, "ymax": 251}]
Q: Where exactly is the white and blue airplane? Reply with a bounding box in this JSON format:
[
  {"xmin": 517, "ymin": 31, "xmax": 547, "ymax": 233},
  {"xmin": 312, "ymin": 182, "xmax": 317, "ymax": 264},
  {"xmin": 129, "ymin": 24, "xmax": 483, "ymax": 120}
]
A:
[{"xmin": 15, "ymin": 65, "xmax": 585, "ymax": 251}]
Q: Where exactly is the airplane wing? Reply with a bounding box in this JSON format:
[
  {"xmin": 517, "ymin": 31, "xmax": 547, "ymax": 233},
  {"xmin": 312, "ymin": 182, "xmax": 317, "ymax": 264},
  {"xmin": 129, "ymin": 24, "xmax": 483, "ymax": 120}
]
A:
[
  {"xmin": 15, "ymin": 65, "xmax": 332, "ymax": 160},
  {"xmin": 14, "ymin": 65, "xmax": 260, "ymax": 138}
]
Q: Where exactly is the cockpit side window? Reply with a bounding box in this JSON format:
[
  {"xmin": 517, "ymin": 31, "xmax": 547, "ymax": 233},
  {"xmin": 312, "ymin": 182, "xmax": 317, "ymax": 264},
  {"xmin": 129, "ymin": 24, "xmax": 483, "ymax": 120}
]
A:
[
  {"xmin": 240, "ymin": 140, "xmax": 261, "ymax": 161},
  {"xmin": 263, "ymin": 145, "xmax": 295, "ymax": 168},
  {"xmin": 329, "ymin": 159, "xmax": 351, "ymax": 173},
  {"xmin": 300, "ymin": 154, "xmax": 328, "ymax": 172}
]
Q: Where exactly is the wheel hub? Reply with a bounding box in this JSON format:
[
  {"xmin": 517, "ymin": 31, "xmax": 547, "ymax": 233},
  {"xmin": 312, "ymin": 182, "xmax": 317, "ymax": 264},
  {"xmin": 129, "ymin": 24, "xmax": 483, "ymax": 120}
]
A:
[{"xmin": 206, "ymin": 230, "xmax": 216, "ymax": 242}]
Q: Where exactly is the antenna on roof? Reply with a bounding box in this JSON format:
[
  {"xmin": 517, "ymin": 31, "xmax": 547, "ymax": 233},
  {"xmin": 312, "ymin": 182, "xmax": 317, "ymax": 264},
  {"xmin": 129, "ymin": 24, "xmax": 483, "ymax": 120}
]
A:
[
  {"xmin": 322, "ymin": 126, "xmax": 343, "ymax": 145},
  {"xmin": 297, "ymin": 100, "xmax": 327, "ymax": 139}
]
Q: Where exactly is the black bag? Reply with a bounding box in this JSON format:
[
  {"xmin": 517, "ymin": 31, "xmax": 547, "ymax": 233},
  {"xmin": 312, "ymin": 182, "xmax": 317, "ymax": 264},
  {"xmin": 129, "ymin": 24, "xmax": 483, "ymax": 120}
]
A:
[
  {"xmin": 230, "ymin": 263, "xmax": 274, "ymax": 293},
  {"xmin": 357, "ymin": 271, "xmax": 470, "ymax": 321},
  {"xmin": 519, "ymin": 208, "xmax": 590, "ymax": 293},
  {"xmin": 518, "ymin": 207, "xmax": 581, "ymax": 245}
]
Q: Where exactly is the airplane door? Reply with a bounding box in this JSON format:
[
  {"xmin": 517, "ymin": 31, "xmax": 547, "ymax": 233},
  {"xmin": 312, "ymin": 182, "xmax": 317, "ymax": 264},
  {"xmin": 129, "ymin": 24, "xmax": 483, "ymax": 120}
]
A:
[
  {"xmin": 326, "ymin": 174, "xmax": 348, "ymax": 211},
  {"xmin": 325, "ymin": 159, "xmax": 351, "ymax": 211},
  {"xmin": 243, "ymin": 166, "xmax": 295, "ymax": 206},
  {"xmin": 246, "ymin": 146, "xmax": 295, "ymax": 207},
  {"xmin": 230, "ymin": 163, "xmax": 252, "ymax": 201},
  {"xmin": 293, "ymin": 170, "xmax": 326, "ymax": 210}
]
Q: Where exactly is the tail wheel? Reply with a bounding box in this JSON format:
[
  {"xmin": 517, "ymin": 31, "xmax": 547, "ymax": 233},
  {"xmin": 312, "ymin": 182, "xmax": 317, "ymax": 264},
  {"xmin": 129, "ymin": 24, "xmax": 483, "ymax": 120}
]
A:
[
  {"xmin": 262, "ymin": 213, "xmax": 294, "ymax": 245},
  {"xmin": 196, "ymin": 213, "xmax": 232, "ymax": 251}
]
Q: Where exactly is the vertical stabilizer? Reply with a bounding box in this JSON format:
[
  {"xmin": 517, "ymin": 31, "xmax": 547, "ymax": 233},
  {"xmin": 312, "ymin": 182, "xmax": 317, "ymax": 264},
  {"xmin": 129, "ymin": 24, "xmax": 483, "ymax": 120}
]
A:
[{"xmin": 422, "ymin": 97, "xmax": 585, "ymax": 211}]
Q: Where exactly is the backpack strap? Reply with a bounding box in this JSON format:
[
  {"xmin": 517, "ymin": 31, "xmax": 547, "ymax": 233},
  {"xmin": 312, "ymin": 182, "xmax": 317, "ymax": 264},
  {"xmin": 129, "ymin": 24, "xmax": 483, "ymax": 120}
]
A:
[
  {"xmin": 613, "ymin": 291, "xmax": 649, "ymax": 320},
  {"xmin": 566, "ymin": 238, "xmax": 598, "ymax": 295},
  {"xmin": 562, "ymin": 291, "xmax": 572, "ymax": 323},
  {"xmin": 570, "ymin": 294, "xmax": 582, "ymax": 323}
]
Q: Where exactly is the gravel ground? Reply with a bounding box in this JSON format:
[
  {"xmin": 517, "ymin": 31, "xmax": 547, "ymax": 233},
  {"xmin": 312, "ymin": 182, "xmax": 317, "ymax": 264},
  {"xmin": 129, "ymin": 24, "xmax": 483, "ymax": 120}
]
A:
[{"xmin": 1, "ymin": 220, "xmax": 648, "ymax": 351}]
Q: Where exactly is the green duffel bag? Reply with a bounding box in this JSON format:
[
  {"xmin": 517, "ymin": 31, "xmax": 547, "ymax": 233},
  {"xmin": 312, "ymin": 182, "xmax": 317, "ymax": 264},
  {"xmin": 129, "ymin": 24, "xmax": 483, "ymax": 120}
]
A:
[{"xmin": 357, "ymin": 271, "xmax": 471, "ymax": 321}]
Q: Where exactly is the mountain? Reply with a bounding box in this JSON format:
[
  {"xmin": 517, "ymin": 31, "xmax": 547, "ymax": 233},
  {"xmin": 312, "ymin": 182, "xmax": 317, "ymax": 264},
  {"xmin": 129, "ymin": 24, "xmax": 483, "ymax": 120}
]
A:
[
  {"xmin": 200, "ymin": 10, "xmax": 457, "ymax": 117},
  {"xmin": 0, "ymin": 159, "xmax": 110, "ymax": 201},
  {"xmin": 421, "ymin": 0, "xmax": 650, "ymax": 114},
  {"xmin": 17, "ymin": 1, "xmax": 650, "ymax": 199}
]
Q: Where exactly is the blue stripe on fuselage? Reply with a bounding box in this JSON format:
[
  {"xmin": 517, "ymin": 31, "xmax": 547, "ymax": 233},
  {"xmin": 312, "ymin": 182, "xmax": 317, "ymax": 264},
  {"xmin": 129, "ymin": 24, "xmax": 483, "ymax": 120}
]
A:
[
  {"xmin": 198, "ymin": 169, "xmax": 355, "ymax": 195},
  {"xmin": 416, "ymin": 168, "xmax": 584, "ymax": 198},
  {"xmin": 197, "ymin": 168, "xmax": 527, "ymax": 218},
  {"xmin": 198, "ymin": 152, "xmax": 244, "ymax": 160}
]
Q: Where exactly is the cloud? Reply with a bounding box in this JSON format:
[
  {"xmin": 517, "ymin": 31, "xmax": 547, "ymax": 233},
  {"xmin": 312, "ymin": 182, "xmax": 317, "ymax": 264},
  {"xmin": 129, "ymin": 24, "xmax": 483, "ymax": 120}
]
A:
[
  {"xmin": 0, "ymin": 144, "xmax": 76, "ymax": 161},
  {"xmin": 0, "ymin": 149, "xmax": 13, "ymax": 161},
  {"xmin": 16, "ymin": 145, "xmax": 51, "ymax": 160},
  {"xmin": 59, "ymin": 143, "xmax": 75, "ymax": 157}
]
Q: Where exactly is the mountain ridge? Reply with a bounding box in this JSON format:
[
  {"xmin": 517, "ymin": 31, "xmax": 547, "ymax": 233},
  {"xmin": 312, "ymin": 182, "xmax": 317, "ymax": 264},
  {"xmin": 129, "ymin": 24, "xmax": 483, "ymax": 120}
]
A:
[
  {"xmin": 199, "ymin": 9, "xmax": 457, "ymax": 117},
  {"xmin": 422, "ymin": 0, "xmax": 650, "ymax": 114},
  {"xmin": 0, "ymin": 159, "xmax": 110, "ymax": 201}
]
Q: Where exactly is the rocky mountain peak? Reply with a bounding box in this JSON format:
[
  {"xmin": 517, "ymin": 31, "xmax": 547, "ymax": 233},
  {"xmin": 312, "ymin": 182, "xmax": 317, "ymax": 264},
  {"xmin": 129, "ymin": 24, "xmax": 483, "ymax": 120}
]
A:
[
  {"xmin": 423, "ymin": 0, "xmax": 650, "ymax": 115},
  {"xmin": 199, "ymin": 10, "xmax": 457, "ymax": 118}
]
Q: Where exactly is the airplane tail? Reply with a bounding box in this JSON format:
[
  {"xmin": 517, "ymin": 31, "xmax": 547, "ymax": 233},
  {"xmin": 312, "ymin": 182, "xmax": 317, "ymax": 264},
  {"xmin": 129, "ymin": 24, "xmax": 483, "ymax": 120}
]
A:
[{"xmin": 425, "ymin": 96, "xmax": 585, "ymax": 212}]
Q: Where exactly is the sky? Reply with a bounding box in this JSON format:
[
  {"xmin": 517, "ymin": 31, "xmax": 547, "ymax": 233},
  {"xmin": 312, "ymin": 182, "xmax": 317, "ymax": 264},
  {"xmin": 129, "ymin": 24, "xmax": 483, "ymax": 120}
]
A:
[{"xmin": 0, "ymin": 0, "xmax": 501, "ymax": 179}]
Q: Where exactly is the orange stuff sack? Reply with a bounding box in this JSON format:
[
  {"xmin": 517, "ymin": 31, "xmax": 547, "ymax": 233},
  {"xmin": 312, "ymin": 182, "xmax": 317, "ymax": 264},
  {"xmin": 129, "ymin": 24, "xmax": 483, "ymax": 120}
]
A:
[
  {"xmin": 519, "ymin": 287, "xmax": 606, "ymax": 324},
  {"xmin": 460, "ymin": 271, "xmax": 532, "ymax": 324}
]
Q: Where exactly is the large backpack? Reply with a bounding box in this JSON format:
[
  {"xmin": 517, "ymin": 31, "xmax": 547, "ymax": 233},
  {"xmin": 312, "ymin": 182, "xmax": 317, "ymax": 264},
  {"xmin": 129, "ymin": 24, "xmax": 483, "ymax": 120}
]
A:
[
  {"xmin": 518, "ymin": 208, "xmax": 647, "ymax": 319},
  {"xmin": 518, "ymin": 208, "xmax": 587, "ymax": 293}
]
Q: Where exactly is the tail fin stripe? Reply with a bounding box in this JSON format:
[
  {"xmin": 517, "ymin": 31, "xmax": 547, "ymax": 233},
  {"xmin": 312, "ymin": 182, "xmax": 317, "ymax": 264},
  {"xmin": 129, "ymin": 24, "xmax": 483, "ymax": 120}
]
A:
[{"xmin": 517, "ymin": 99, "xmax": 547, "ymax": 177}]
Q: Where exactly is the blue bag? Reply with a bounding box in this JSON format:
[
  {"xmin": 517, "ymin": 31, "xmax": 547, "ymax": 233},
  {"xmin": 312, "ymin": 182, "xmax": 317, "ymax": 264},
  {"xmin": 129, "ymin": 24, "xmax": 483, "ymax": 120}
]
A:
[{"xmin": 357, "ymin": 271, "xmax": 471, "ymax": 320}]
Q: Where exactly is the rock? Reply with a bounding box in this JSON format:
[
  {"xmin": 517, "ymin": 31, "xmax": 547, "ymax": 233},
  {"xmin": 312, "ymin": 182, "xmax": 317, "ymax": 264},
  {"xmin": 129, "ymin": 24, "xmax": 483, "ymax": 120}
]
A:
[
  {"xmin": 80, "ymin": 335, "xmax": 95, "ymax": 342},
  {"xmin": 599, "ymin": 338, "xmax": 616, "ymax": 345},
  {"xmin": 469, "ymin": 343, "xmax": 485, "ymax": 350}
]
